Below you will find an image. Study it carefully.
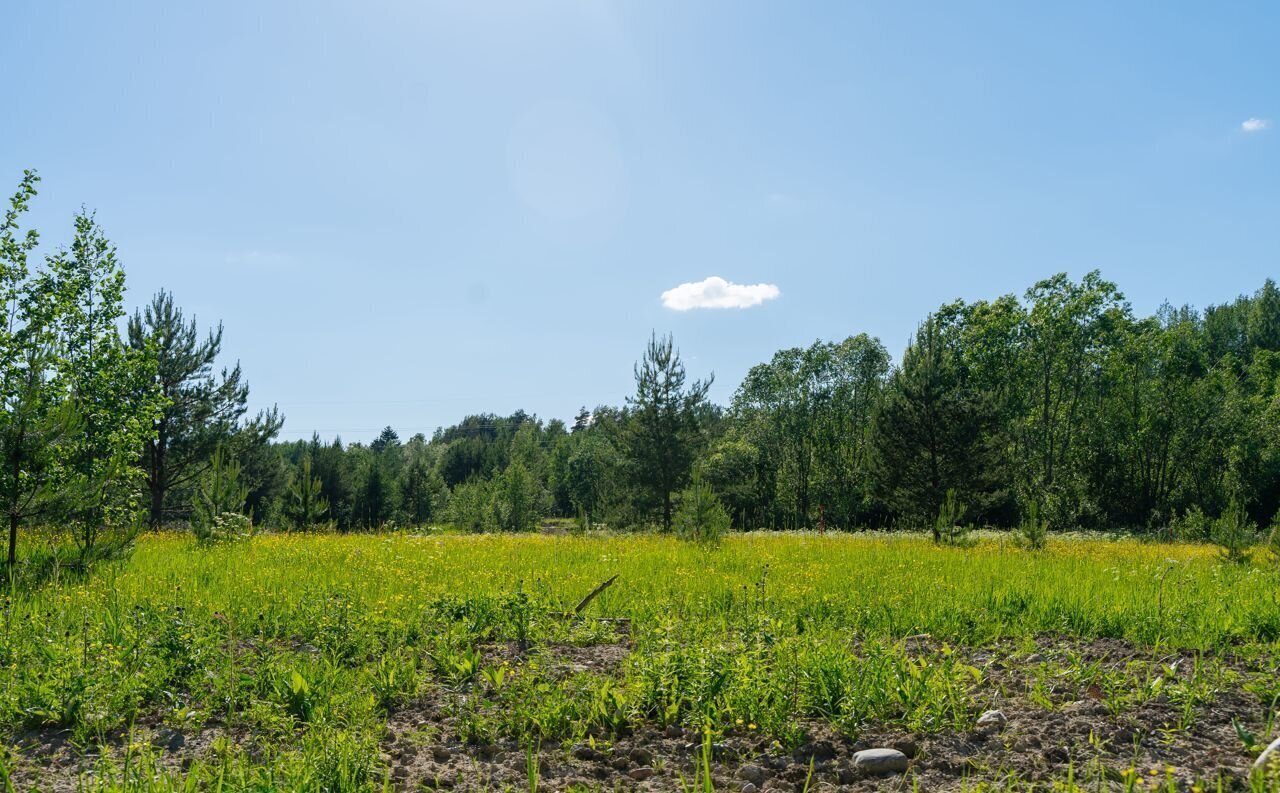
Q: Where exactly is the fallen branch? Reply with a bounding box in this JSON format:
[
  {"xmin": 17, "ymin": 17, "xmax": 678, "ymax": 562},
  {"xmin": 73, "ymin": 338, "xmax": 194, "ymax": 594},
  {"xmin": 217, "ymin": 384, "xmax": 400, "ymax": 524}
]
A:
[{"xmin": 573, "ymin": 574, "xmax": 619, "ymax": 615}]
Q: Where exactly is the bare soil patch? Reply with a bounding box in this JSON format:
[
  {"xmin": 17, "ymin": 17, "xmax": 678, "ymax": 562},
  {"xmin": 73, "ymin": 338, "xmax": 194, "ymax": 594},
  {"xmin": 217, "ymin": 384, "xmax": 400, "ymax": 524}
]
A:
[
  {"xmin": 8, "ymin": 636, "xmax": 1277, "ymax": 791},
  {"xmin": 375, "ymin": 636, "xmax": 1275, "ymax": 791}
]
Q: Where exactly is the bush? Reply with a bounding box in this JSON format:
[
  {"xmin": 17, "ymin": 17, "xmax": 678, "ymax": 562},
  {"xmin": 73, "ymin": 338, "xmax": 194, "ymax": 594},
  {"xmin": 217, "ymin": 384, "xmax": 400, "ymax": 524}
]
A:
[
  {"xmin": 494, "ymin": 461, "xmax": 545, "ymax": 533},
  {"xmin": 1169, "ymin": 506, "xmax": 1211, "ymax": 542},
  {"xmin": 933, "ymin": 488, "xmax": 971, "ymax": 546},
  {"xmin": 193, "ymin": 512, "xmax": 254, "ymax": 545},
  {"xmin": 673, "ymin": 478, "xmax": 730, "ymax": 545},
  {"xmin": 446, "ymin": 479, "xmax": 493, "ymax": 533},
  {"xmin": 1016, "ymin": 500, "xmax": 1048, "ymax": 550},
  {"xmin": 1212, "ymin": 500, "xmax": 1256, "ymax": 565}
]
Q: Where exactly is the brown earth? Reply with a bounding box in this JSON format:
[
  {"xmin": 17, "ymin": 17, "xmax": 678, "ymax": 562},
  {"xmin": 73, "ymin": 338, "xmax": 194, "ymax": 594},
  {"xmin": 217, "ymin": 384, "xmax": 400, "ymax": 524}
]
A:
[{"xmin": 9, "ymin": 635, "xmax": 1279, "ymax": 792}]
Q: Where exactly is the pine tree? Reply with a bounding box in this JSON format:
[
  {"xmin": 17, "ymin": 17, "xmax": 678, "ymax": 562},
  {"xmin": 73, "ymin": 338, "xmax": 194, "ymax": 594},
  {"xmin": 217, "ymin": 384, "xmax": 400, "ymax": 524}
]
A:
[
  {"xmin": 284, "ymin": 455, "xmax": 328, "ymax": 530},
  {"xmin": 400, "ymin": 453, "xmax": 446, "ymax": 527},
  {"xmin": 626, "ymin": 333, "xmax": 712, "ymax": 530},
  {"xmin": 370, "ymin": 426, "xmax": 400, "ymax": 454},
  {"xmin": 875, "ymin": 316, "xmax": 998, "ymax": 527},
  {"xmin": 672, "ymin": 474, "xmax": 730, "ymax": 545},
  {"xmin": 128, "ymin": 290, "xmax": 281, "ymax": 528},
  {"xmin": 191, "ymin": 445, "xmax": 249, "ymax": 539}
]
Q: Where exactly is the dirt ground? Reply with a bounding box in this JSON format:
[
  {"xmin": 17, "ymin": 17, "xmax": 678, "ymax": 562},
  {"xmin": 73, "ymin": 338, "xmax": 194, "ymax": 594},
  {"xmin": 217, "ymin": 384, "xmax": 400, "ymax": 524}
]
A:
[
  {"xmin": 10, "ymin": 634, "xmax": 1279, "ymax": 792},
  {"xmin": 376, "ymin": 635, "xmax": 1273, "ymax": 792}
]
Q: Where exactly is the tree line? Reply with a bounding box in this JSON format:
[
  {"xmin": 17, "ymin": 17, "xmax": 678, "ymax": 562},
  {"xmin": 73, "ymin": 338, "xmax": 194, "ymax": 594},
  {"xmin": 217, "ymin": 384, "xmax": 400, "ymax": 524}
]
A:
[
  {"xmin": 262, "ymin": 273, "xmax": 1280, "ymax": 540},
  {"xmin": 5, "ymin": 170, "xmax": 1280, "ymax": 556}
]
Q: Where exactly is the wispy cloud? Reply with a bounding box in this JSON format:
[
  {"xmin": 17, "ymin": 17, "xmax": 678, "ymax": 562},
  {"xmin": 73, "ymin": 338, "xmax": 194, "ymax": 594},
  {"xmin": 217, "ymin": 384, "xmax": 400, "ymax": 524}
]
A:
[
  {"xmin": 661, "ymin": 276, "xmax": 780, "ymax": 311},
  {"xmin": 1242, "ymin": 118, "xmax": 1270, "ymax": 133}
]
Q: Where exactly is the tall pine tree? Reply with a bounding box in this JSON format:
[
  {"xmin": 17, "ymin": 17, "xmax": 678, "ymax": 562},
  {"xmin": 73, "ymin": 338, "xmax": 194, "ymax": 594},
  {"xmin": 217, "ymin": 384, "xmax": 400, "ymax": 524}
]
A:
[
  {"xmin": 626, "ymin": 333, "xmax": 712, "ymax": 530},
  {"xmin": 128, "ymin": 290, "xmax": 282, "ymax": 527}
]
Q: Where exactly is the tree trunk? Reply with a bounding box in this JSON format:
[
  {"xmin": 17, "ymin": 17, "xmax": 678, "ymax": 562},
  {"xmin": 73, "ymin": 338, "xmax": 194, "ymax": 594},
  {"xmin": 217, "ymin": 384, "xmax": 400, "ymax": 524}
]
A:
[
  {"xmin": 8, "ymin": 511, "xmax": 18, "ymax": 569},
  {"xmin": 149, "ymin": 481, "xmax": 165, "ymax": 530},
  {"xmin": 147, "ymin": 435, "xmax": 167, "ymax": 529}
]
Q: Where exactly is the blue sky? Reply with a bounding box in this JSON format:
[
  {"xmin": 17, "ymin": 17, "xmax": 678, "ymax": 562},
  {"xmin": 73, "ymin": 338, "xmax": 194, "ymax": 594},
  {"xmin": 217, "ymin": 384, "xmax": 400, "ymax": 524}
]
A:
[{"xmin": 3, "ymin": 1, "xmax": 1277, "ymax": 441}]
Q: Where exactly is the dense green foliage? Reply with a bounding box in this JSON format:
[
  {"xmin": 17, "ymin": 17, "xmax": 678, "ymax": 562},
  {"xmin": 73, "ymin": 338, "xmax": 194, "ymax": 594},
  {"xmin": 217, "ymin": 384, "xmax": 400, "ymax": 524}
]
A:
[
  {"xmin": 255, "ymin": 273, "xmax": 1280, "ymax": 539},
  {"xmin": 0, "ymin": 172, "xmax": 165, "ymax": 570}
]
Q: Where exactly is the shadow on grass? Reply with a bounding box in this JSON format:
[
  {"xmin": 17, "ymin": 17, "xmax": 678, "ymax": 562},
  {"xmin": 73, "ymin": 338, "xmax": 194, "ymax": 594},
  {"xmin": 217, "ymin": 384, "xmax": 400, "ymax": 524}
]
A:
[{"xmin": 3, "ymin": 533, "xmax": 137, "ymax": 592}]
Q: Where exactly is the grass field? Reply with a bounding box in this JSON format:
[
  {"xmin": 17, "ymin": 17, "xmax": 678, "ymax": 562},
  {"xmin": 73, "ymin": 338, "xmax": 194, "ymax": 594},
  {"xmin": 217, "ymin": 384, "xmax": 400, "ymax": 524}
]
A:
[{"xmin": 2, "ymin": 532, "xmax": 1279, "ymax": 791}]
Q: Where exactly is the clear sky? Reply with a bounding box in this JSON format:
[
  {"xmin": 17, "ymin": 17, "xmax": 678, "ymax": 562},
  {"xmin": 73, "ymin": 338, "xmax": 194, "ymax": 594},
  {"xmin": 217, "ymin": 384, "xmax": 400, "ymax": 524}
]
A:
[{"xmin": 4, "ymin": 1, "xmax": 1277, "ymax": 441}]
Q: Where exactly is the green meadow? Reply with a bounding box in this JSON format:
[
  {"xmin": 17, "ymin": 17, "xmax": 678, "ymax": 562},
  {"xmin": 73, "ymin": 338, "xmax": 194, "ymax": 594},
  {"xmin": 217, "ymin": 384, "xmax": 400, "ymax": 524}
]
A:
[{"xmin": 2, "ymin": 533, "xmax": 1278, "ymax": 791}]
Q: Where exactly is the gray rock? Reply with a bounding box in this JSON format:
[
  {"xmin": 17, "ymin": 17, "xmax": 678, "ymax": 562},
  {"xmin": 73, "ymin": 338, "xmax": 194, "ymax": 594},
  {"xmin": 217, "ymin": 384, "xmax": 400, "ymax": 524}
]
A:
[
  {"xmin": 852, "ymin": 748, "xmax": 909, "ymax": 774},
  {"xmin": 741, "ymin": 785, "xmax": 759, "ymax": 793},
  {"xmin": 629, "ymin": 747, "xmax": 654, "ymax": 766},
  {"xmin": 629, "ymin": 767, "xmax": 655, "ymax": 781},
  {"xmin": 737, "ymin": 764, "xmax": 767, "ymax": 785},
  {"xmin": 665, "ymin": 724, "xmax": 684, "ymax": 738},
  {"xmin": 975, "ymin": 709, "xmax": 1007, "ymax": 730}
]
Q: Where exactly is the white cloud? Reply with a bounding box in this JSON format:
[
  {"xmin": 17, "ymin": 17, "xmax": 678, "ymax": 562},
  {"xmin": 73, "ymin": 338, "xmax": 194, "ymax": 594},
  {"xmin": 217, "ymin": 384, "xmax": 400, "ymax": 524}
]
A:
[
  {"xmin": 661, "ymin": 276, "xmax": 780, "ymax": 311},
  {"xmin": 1242, "ymin": 118, "xmax": 1270, "ymax": 133}
]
